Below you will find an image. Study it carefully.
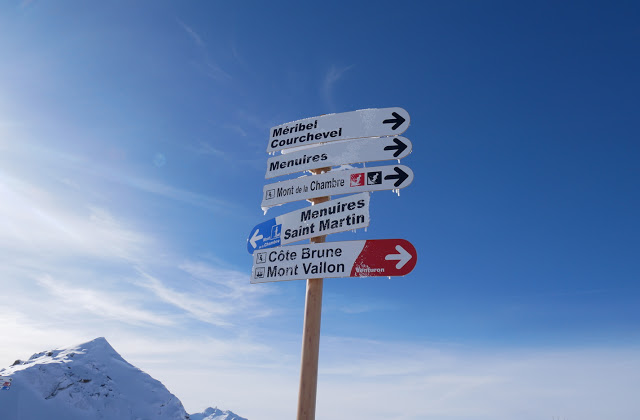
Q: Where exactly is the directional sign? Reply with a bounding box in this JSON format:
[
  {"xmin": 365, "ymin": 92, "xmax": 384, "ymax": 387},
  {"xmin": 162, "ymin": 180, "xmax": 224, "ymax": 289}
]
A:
[
  {"xmin": 262, "ymin": 165, "xmax": 413, "ymax": 208},
  {"xmin": 248, "ymin": 193, "xmax": 370, "ymax": 253},
  {"xmin": 265, "ymin": 136, "xmax": 412, "ymax": 179},
  {"xmin": 251, "ymin": 239, "xmax": 417, "ymax": 283},
  {"xmin": 267, "ymin": 107, "xmax": 410, "ymax": 153}
]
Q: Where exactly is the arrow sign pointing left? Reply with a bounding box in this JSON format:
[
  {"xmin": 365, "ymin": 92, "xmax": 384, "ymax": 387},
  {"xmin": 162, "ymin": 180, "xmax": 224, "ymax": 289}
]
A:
[
  {"xmin": 249, "ymin": 230, "xmax": 264, "ymax": 249},
  {"xmin": 251, "ymin": 239, "xmax": 417, "ymax": 283},
  {"xmin": 248, "ymin": 193, "xmax": 370, "ymax": 253}
]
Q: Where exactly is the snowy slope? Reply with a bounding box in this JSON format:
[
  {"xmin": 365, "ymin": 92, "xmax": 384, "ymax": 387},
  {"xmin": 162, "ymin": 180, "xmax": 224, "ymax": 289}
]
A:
[
  {"xmin": 0, "ymin": 337, "xmax": 189, "ymax": 420},
  {"xmin": 190, "ymin": 406, "xmax": 248, "ymax": 420}
]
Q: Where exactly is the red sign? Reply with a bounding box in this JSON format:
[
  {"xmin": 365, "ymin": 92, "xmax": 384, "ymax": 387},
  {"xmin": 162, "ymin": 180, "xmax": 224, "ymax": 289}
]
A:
[
  {"xmin": 251, "ymin": 239, "xmax": 417, "ymax": 283},
  {"xmin": 351, "ymin": 239, "xmax": 417, "ymax": 277}
]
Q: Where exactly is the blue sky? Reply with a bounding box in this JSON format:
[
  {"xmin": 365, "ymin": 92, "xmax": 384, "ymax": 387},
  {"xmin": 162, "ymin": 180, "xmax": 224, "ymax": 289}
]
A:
[{"xmin": 1, "ymin": 1, "xmax": 639, "ymax": 419}]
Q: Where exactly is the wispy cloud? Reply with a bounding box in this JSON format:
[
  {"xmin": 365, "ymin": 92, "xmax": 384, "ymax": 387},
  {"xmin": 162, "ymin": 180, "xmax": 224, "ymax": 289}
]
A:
[
  {"xmin": 191, "ymin": 141, "xmax": 226, "ymax": 157},
  {"xmin": 2, "ymin": 141, "xmax": 240, "ymax": 214},
  {"xmin": 0, "ymin": 142, "xmax": 277, "ymax": 381},
  {"xmin": 225, "ymin": 124, "xmax": 247, "ymax": 137},
  {"xmin": 136, "ymin": 270, "xmax": 236, "ymax": 327},
  {"xmin": 177, "ymin": 19, "xmax": 232, "ymax": 82},
  {"xmin": 0, "ymin": 172, "xmax": 148, "ymax": 261},
  {"xmin": 37, "ymin": 275, "xmax": 175, "ymax": 327},
  {"xmin": 324, "ymin": 292, "xmax": 396, "ymax": 314},
  {"xmin": 313, "ymin": 338, "xmax": 640, "ymax": 420},
  {"xmin": 177, "ymin": 19, "xmax": 205, "ymax": 47},
  {"xmin": 19, "ymin": 0, "xmax": 36, "ymax": 9},
  {"xmin": 322, "ymin": 64, "xmax": 354, "ymax": 111},
  {"xmin": 121, "ymin": 174, "xmax": 237, "ymax": 212},
  {"xmin": 178, "ymin": 260, "xmax": 274, "ymax": 317},
  {"xmin": 204, "ymin": 57, "xmax": 232, "ymax": 81}
]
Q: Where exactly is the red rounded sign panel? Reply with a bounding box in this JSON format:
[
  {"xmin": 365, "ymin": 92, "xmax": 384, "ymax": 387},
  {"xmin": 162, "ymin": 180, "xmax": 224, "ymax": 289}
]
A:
[{"xmin": 351, "ymin": 239, "xmax": 417, "ymax": 277}]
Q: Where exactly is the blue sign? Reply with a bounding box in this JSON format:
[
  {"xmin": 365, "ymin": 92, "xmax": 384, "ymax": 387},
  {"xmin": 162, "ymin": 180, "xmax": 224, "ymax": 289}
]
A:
[
  {"xmin": 247, "ymin": 192, "xmax": 370, "ymax": 254},
  {"xmin": 247, "ymin": 218, "xmax": 282, "ymax": 253}
]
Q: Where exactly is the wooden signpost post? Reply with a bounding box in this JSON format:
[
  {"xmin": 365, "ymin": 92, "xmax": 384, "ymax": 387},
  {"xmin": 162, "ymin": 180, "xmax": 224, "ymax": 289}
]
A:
[
  {"xmin": 249, "ymin": 107, "xmax": 416, "ymax": 420},
  {"xmin": 298, "ymin": 167, "xmax": 329, "ymax": 420}
]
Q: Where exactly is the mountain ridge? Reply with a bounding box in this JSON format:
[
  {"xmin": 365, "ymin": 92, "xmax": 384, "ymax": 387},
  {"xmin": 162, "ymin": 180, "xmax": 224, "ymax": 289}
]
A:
[{"xmin": 0, "ymin": 337, "xmax": 246, "ymax": 420}]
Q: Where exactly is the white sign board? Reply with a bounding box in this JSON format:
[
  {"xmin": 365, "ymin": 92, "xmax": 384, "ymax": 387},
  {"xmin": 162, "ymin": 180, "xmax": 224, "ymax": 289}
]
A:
[
  {"xmin": 267, "ymin": 107, "xmax": 410, "ymax": 153},
  {"xmin": 251, "ymin": 239, "xmax": 417, "ymax": 283},
  {"xmin": 262, "ymin": 165, "xmax": 413, "ymax": 208},
  {"xmin": 265, "ymin": 136, "xmax": 412, "ymax": 179},
  {"xmin": 247, "ymin": 193, "xmax": 370, "ymax": 253}
]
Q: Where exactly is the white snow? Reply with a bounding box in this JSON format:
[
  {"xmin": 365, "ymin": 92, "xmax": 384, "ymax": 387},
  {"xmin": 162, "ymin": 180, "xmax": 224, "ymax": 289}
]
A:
[
  {"xmin": 190, "ymin": 406, "xmax": 247, "ymax": 420},
  {"xmin": 0, "ymin": 338, "xmax": 245, "ymax": 420}
]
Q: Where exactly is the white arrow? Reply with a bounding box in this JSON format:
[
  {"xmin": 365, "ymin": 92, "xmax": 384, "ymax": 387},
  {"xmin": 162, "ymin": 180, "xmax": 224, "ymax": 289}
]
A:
[
  {"xmin": 385, "ymin": 245, "xmax": 412, "ymax": 269},
  {"xmin": 249, "ymin": 229, "xmax": 264, "ymax": 249}
]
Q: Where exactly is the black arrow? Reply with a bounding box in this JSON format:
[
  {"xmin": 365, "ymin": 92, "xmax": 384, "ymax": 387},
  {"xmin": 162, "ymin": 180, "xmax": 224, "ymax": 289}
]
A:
[
  {"xmin": 382, "ymin": 112, "xmax": 406, "ymax": 130},
  {"xmin": 384, "ymin": 166, "xmax": 409, "ymax": 187},
  {"xmin": 383, "ymin": 137, "xmax": 408, "ymax": 158}
]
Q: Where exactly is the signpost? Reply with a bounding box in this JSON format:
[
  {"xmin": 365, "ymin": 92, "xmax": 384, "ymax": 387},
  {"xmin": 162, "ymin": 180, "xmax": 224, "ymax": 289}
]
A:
[
  {"xmin": 247, "ymin": 192, "xmax": 370, "ymax": 254},
  {"xmin": 262, "ymin": 165, "xmax": 413, "ymax": 208},
  {"xmin": 250, "ymin": 107, "xmax": 415, "ymax": 420},
  {"xmin": 267, "ymin": 107, "xmax": 410, "ymax": 153},
  {"xmin": 251, "ymin": 239, "xmax": 417, "ymax": 283},
  {"xmin": 265, "ymin": 136, "xmax": 412, "ymax": 179}
]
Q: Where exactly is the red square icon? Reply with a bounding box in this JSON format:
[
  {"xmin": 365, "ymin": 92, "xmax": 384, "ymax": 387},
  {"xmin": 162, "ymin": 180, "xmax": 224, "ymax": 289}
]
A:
[{"xmin": 350, "ymin": 173, "xmax": 364, "ymax": 187}]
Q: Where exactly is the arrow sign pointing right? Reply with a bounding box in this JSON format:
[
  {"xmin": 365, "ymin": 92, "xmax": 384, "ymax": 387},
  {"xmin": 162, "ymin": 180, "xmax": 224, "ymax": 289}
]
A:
[
  {"xmin": 383, "ymin": 137, "xmax": 409, "ymax": 158},
  {"xmin": 265, "ymin": 136, "xmax": 413, "ymax": 179},
  {"xmin": 385, "ymin": 245, "xmax": 413, "ymax": 269},
  {"xmin": 262, "ymin": 165, "xmax": 414, "ymax": 208},
  {"xmin": 384, "ymin": 166, "xmax": 410, "ymax": 187},
  {"xmin": 383, "ymin": 112, "xmax": 407, "ymax": 131},
  {"xmin": 268, "ymin": 107, "xmax": 410, "ymax": 153},
  {"xmin": 251, "ymin": 239, "xmax": 417, "ymax": 283}
]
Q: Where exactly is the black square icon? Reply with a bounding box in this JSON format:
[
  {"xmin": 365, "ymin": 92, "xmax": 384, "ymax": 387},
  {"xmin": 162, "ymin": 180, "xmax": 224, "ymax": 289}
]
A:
[{"xmin": 367, "ymin": 171, "xmax": 382, "ymax": 185}]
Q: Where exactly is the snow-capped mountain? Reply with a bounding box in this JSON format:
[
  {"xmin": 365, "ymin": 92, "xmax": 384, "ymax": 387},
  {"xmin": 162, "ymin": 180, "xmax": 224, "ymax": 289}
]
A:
[
  {"xmin": 190, "ymin": 406, "xmax": 247, "ymax": 420},
  {"xmin": 0, "ymin": 337, "xmax": 245, "ymax": 420}
]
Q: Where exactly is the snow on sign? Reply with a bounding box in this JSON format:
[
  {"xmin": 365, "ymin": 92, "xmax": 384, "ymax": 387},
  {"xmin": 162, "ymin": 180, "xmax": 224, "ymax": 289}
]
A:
[
  {"xmin": 262, "ymin": 165, "xmax": 413, "ymax": 208},
  {"xmin": 247, "ymin": 192, "xmax": 370, "ymax": 254},
  {"xmin": 265, "ymin": 136, "xmax": 412, "ymax": 179},
  {"xmin": 267, "ymin": 107, "xmax": 410, "ymax": 153},
  {"xmin": 251, "ymin": 239, "xmax": 417, "ymax": 283}
]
